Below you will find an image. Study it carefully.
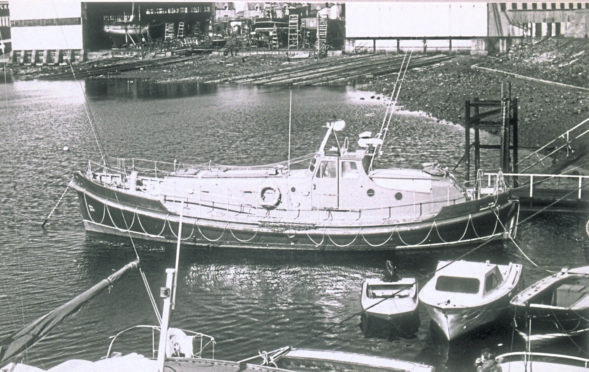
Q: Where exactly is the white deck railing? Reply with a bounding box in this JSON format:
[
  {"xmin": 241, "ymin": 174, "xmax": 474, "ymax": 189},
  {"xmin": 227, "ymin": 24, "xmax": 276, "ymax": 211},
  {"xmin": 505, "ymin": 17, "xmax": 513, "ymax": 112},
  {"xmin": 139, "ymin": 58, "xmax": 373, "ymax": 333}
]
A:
[{"xmin": 481, "ymin": 172, "xmax": 588, "ymax": 199}]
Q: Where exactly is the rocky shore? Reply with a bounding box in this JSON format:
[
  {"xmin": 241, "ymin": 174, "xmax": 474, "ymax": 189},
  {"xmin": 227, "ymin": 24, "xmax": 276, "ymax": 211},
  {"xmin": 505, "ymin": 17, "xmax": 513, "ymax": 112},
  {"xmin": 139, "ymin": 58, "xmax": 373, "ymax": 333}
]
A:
[
  {"xmin": 117, "ymin": 39, "xmax": 588, "ymax": 152},
  {"xmin": 372, "ymin": 38, "xmax": 588, "ymax": 152}
]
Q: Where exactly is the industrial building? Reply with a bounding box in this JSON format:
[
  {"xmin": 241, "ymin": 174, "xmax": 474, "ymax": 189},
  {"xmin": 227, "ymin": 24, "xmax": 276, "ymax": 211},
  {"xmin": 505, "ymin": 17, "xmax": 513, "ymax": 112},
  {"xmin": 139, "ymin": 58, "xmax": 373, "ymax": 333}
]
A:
[
  {"xmin": 345, "ymin": 1, "xmax": 589, "ymax": 53},
  {"xmin": 5, "ymin": 1, "xmax": 589, "ymax": 64}
]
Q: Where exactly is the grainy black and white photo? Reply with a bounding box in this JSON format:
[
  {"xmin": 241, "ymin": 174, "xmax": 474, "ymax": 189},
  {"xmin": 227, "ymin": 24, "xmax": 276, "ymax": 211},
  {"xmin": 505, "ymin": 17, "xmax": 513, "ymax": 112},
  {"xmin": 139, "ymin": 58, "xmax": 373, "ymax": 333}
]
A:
[{"xmin": 0, "ymin": 1, "xmax": 588, "ymax": 371}]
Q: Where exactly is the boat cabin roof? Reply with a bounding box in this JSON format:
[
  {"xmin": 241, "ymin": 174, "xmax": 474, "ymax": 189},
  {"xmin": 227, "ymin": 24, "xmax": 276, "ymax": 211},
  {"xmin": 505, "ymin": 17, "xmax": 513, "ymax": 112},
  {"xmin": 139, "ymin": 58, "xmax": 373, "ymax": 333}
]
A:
[
  {"xmin": 431, "ymin": 261, "xmax": 505, "ymax": 296},
  {"xmin": 365, "ymin": 278, "xmax": 416, "ymax": 286},
  {"xmin": 435, "ymin": 260, "xmax": 498, "ymax": 281}
]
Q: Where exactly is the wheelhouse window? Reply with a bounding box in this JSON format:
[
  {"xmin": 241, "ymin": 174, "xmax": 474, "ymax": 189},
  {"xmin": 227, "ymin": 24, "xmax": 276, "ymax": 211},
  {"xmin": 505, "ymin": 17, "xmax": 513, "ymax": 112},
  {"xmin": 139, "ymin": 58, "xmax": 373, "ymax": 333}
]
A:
[
  {"xmin": 316, "ymin": 161, "xmax": 336, "ymax": 178},
  {"xmin": 485, "ymin": 272, "xmax": 500, "ymax": 293},
  {"xmin": 435, "ymin": 276, "xmax": 480, "ymax": 294},
  {"xmin": 309, "ymin": 158, "xmax": 317, "ymax": 173},
  {"xmin": 341, "ymin": 161, "xmax": 359, "ymax": 179}
]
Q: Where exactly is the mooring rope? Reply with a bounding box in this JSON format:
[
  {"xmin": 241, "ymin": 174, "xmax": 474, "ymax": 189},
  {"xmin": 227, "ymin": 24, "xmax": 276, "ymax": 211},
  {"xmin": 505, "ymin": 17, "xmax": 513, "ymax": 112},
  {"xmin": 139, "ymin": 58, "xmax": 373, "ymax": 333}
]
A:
[
  {"xmin": 107, "ymin": 189, "xmax": 162, "ymax": 325},
  {"xmin": 491, "ymin": 208, "xmax": 549, "ymax": 273},
  {"xmin": 41, "ymin": 180, "xmax": 72, "ymax": 228}
]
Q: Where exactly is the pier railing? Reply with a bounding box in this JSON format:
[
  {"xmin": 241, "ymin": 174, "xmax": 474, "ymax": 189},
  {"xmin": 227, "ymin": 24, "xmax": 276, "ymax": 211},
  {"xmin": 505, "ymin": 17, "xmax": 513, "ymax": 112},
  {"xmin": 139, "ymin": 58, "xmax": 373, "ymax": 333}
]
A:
[
  {"xmin": 517, "ymin": 118, "xmax": 589, "ymax": 173},
  {"xmin": 480, "ymin": 171, "xmax": 589, "ymax": 200}
]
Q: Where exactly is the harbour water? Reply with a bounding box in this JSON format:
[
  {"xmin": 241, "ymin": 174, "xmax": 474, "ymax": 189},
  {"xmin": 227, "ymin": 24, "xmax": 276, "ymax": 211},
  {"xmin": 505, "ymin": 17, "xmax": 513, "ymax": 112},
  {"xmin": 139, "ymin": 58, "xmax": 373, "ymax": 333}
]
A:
[{"xmin": 0, "ymin": 79, "xmax": 587, "ymax": 371}]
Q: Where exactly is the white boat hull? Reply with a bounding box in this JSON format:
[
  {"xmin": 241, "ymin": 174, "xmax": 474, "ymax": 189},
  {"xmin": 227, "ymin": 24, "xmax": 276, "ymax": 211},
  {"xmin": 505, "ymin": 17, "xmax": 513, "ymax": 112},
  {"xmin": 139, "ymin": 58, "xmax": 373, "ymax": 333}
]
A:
[
  {"xmin": 419, "ymin": 261, "xmax": 523, "ymax": 340},
  {"xmin": 425, "ymin": 301, "xmax": 509, "ymax": 340}
]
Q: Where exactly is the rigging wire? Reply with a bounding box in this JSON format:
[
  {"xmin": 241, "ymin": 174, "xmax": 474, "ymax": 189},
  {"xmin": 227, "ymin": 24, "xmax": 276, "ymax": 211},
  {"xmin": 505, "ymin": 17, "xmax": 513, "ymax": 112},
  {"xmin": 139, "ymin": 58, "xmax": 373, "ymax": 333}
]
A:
[
  {"xmin": 368, "ymin": 51, "xmax": 413, "ymax": 173},
  {"xmin": 65, "ymin": 61, "xmax": 109, "ymax": 166},
  {"xmin": 56, "ymin": 18, "xmax": 161, "ymax": 322},
  {"xmin": 114, "ymin": 190, "xmax": 162, "ymax": 324}
]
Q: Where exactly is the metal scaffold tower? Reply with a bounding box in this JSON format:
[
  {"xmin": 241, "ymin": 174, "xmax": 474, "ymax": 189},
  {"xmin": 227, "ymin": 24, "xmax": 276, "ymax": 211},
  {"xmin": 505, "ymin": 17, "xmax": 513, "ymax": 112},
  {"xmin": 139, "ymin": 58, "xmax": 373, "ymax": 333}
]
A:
[
  {"xmin": 464, "ymin": 83, "xmax": 519, "ymax": 184},
  {"xmin": 316, "ymin": 13, "xmax": 328, "ymax": 54},
  {"xmin": 177, "ymin": 22, "xmax": 185, "ymax": 39},
  {"xmin": 288, "ymin": 14, "xmax": 299, "ymax": 50},
  {"xmin": 164, "ymin": 22, "xmax": 175, "ymax": 40}
]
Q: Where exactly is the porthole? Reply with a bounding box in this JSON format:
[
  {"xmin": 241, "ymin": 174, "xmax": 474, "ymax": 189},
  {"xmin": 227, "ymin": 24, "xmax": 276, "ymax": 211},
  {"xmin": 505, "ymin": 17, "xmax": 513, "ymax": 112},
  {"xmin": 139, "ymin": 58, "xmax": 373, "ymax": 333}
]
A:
[
  {"xmin": 395, "ymin": 192, "xmax": 403, "ymax": 200},
  {"xmin": 291, "ymin": 186, "xmax": 296, "ymax": 192},
  {"xmin": 367, "ymin": 189, "xmax": 375, "ymax": 197}
]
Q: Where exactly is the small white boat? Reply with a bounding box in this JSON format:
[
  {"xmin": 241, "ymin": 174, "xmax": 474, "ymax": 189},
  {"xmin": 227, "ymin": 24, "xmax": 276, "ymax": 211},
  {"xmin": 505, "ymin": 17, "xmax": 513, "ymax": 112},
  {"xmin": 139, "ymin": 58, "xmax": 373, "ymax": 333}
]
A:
[
  {"xmin": 484, "ymin": 351, "xmax": 589, "ymax": 372},
  {"xmin": 418, "ymin": 260, "xmax": 523, "ymax": 341},
  {"xmin": 361, "ymin": 276, "xmax": 419, "ymax": 337},
  {"xmin": 510, "ymin": 265, "xmax": 589, "ymax": 344}
]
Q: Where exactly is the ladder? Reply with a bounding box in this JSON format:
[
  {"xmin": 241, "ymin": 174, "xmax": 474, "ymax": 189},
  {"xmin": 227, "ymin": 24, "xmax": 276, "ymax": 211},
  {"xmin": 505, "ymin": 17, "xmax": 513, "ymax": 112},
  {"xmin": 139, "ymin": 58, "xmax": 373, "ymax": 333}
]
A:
[
  {"xmin": 315, "ymin": 13, "xmax": 328, "ymax": 54},
  {"xmin": 177, "ymin": 22, "xmax": 185, "ymax": 39},
  {"xmin": 164, "ymin": 22, "xmax": 175, "ymax": 40},
  {"xmin": 288, "ymin": 14, "xmax": 299, "ymax": 50},
  {"xmin": 318, "ymin": 14, "xmax": 327, "ymax": 45}
]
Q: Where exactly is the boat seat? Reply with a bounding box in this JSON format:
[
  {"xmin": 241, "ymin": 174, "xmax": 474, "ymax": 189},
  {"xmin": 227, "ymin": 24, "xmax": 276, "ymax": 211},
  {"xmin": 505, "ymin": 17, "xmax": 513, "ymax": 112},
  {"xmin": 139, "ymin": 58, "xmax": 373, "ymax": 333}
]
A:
[{"xmin": 553, "ymin": 283, "xmax": 588, "ymax": 307}]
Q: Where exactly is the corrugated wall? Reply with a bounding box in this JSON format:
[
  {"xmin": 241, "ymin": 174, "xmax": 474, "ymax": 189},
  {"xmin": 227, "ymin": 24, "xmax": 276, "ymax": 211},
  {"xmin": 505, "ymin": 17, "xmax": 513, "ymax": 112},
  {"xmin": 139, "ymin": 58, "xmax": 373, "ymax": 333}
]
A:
[
  {"xmin": 9, "ymin": 0, "xmax": 83, "ymax": 50},
  {"xmin": 346, "ymin": 2, "xmax": 488, "ymax": 38}
]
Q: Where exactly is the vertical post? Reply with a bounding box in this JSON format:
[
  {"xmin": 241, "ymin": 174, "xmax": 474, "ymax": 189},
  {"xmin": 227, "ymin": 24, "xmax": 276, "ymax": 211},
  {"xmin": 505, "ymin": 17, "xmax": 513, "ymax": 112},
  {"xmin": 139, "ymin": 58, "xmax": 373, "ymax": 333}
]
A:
[
  {"xmin": 397, "ymin": 38, "xmax": 400, "ymax": 53},
  {"xmin": 500, "ymin": 86, "xmax": 508, "ymax": 173},
  {"xmin": 449, "ymin": 37, "xmax": 452, "ymax": 52},
  {"xmin": 465, "ymin": 100, "xmax": 471, "ymax": 182},
  {"xmin": 157, "ymin": 268, "xmax": 176, "ymax": 372},
  {"xmin": 373, "ymin": 39, "xmax": 376, "ymax": 54},
  {"xmin": 502, "ymin": 96, "xmax": 511, "ymax": 174},
  {"xmin": 288, "ymin": 90, "xmax": 292, "ymax": 174},
  {"xmin": 172, "ymin": 201, "xmax": 184, "ymax": 310},
  {"xmin": 474, "ymin": 98, "xmax": 481, "ymax": 174},
  {"xmin": 512, "ymin": 97, "xmax": 519, "ymax": 187}
]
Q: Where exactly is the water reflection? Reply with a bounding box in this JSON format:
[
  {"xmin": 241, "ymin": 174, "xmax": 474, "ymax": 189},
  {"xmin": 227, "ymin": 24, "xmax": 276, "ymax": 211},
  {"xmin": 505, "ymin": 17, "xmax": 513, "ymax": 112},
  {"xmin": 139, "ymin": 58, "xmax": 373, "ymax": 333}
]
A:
[{"xmin": 84, "ymin": 78, "xmax": 219, "ymax": 100}]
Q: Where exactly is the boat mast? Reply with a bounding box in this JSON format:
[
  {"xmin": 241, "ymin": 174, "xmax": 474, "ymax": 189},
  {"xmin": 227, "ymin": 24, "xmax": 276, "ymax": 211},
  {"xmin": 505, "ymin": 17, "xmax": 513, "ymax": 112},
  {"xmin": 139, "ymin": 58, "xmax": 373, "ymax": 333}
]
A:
[
  {"xmin": 157, "ymin": 202, "xmax": 184, "ymax": 371},
  {"xmin": 156, "ymin": 268, "xmax": 175, "ymax": 372}
]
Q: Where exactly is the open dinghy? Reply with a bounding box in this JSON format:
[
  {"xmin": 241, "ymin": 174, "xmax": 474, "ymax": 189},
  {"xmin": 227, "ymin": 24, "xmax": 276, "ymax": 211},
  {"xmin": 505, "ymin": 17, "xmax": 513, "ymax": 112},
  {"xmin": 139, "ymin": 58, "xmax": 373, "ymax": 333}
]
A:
[
  {"xmin": 510, "ymin": 265, "xmax": 589, "ymax": 344},
  {"xmin": 361, "ymin": 261, "xmax": 419, "ymax": 337}
]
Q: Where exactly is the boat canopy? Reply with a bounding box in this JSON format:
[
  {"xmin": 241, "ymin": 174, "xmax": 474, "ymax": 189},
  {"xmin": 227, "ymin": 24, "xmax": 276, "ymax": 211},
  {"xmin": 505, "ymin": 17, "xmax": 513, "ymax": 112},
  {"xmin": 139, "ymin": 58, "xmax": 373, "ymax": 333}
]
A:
[{"xmin": 433, "ymin": 261, "xmax": 503, "ymax": 297}]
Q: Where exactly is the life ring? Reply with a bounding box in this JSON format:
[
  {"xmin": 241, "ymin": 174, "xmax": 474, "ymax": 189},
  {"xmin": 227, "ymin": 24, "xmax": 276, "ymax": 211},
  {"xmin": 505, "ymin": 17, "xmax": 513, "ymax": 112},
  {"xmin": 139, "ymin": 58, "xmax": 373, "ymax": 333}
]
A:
[{"xmin": 259, "ymin": 186, "xmax": 281, "ymax": 210}]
